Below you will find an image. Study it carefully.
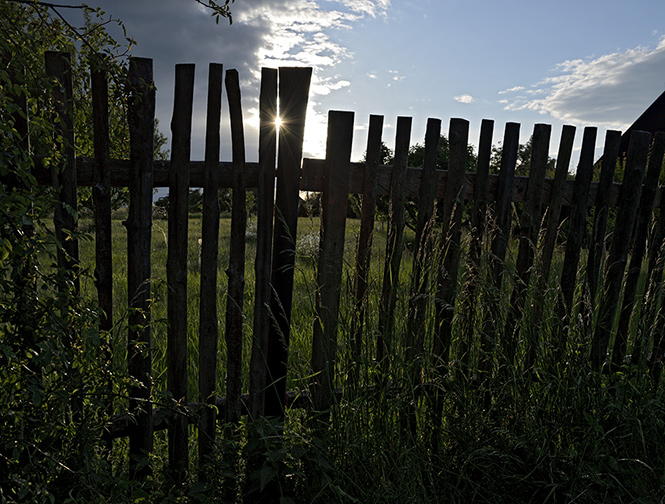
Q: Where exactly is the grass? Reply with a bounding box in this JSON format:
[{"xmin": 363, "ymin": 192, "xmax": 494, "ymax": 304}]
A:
[{"xmin": 71, "ymin": 208, "xmax": 665, "ymax": 503}]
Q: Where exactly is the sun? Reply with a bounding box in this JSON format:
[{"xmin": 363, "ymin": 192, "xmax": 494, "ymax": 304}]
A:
[{"xmin": 275, "ymin": 116, "xmax": 283, "ymax": 130}]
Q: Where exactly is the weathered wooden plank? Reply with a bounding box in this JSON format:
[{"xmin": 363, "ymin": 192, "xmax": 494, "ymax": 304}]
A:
[
  {"xmin": 45, "ymin": 51, "xmax": 79, "ymax": 292},
  {"xmin": 198, "ymin": 63, "xmax": 223, "ymax": 470},
  {"xmin": 265, "ymin": 67, "xmax": 312, "ymax": 418},
  {"xmin": 647, "ymin": 134, "xmax": 665, "ymax": 274},
  {"xmin": 613, "ymin": 132, "xmax": 665, "ymax": 367},
  {"xmin": 350, "ymin": 115, "xmax": 383, "ymax": 369},
  {"xmin": 479, "ymin": 122, "xmax": 519, "ymax": 380},
  {"xmin": 125, "ymin": 57, "xmax": 155, "ymax": 480},
  {"xmin": 377, "ymin": 116, "xmax": 412, "ymax": 363},
  {"xmin": 166, "ymin": 64, "xmax": 195, "ymax": 482},
  {"xmin": 539, "ymin": 125, "xmax": 576, "ymax": 283},
  {"xmin": 434, "ymin": 118, "xmax": 469, "ymax": 367},
  {"xmin": 591, "ymin": 131, "xmax": 650, "ymax": 370},
  {"xmin": 490, "ymin": 122, "xmax": 520, "ymax": 288},
  {"xmin": 559, "ymin": 127, "xmax": 597, "ymax": 319},
  {"xmin": 406, "ymin": 118, "xmax": 441, "ymax": 365},
  {"xmin": 249, "ymin": 67, "xmax": 278, "ymax": 420},
  {"xmin": 504, "ymin": 123, "xmax": 551, "ymax": 366},
  {"xmin": 32, "ymin": 156, "xmax": 642, "ymax": 209},
  {"xmin": 637, "ymin": 133, "xmax": 665, "ymax": 367},
  {"xmin": 91, "ymin": 61, "xmax": 113, "ymax": 338},
  {"xmin": 311, "ymin": 110, "xmax": 354, "ymax": 410},
  {"xmin": 468, "ymin": 119, "xmax": 494, "ymax": 376},
  {"xmin": 586, "ymin": 130, "xmax": 622, "ymax": 304},
  {"xmin": 224, "ymin": 69, "xmax": 247, "ymax": 424},
  {"xmin": 90, "ymin": 59, "xmax": 114, "ymax": 453}
]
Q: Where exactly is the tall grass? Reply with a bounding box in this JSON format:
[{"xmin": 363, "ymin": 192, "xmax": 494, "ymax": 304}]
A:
[{"xmin": 76, "ymin": 209, "xmax": 665, "ymax": 503}]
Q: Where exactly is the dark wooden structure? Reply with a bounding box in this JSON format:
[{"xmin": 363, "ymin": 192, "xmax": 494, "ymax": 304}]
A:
[{"xmin": 13, "ymin": 52, "xmax": 665, "ymax": 487}]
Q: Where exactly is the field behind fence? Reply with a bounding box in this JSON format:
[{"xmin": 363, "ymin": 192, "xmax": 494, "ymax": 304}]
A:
[{"xmin": 10, "ymin": 51, "xmax": 665, "ymax": 496}]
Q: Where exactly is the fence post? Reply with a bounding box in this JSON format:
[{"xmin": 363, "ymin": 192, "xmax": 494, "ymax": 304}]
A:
[
  {"xmin": 377, "ymin": 116, "xmax": 412, "ymax": 365},
  {"xmin": 532, "ymin": 125, "xmax": 576, "ymax": 354},
  {"xmin": 504, "ymin": 123, "xmax": 551, "ymax": 367},
  {"xmin": 250, "ymin": 67, "xmax": 278, "ymax": 420},
  {"xmin": 465, "ymin": 119, "xmax": 493, "ymax": 376},
  {"xmin": 480, "ymin": 122, "xmax": 518, "ymax": 385},
  {"xmin": 490, "ymin": 123, "xmax": 520, "ymax": 289},
  {"xmin": 434, "ymin": 118, "xmax": 469, "ymax": 370},
  {"xmin": 558, "ymin": 127, "xmax": 597, "ymax": 342},
  {"xmin": 199, "ymin": 62, "xmax": 223, "ymax": 471},
  {"xmin": 538, "ymin": 125, "xmax": 576, "ymax": 283},
  {"xmin": 591, "ymin": 131, "xmax": 650, "ymax": 371},
  {"xmin": 126, "ymin": 56, "xmax": 155, "ymax": 481},
  {"xmin": 350, "ymin": 114, "xmax": 384, "ymax": 381},
  {"xmin": 45, "ymin": 51, "xmax": 79, "ymax": 293},
  {"xmin": 311, "ymin": 110, "xmax": 354, "ymax": 410},
  {"xmin": 586, "ymin": 131, "xmax": 621, "ymax": 305},
  {"xmin": 406, "ymin": 118, "xmax": 441, "ymax": 367},
  {"xmin": 167, "ymin": 63, "xmax": 195, "ymax": 483},
  {"xmin": 90, "ymin": 57, "xmax": 114, "ymax": 453},
  {"xmin": 636, "ymin": 132, "xmax": 665, "ymax": 367},
  {"xmin": 224, "ymin": 68, "xmax": 247, "ymax": 424},
  {"xmin": 613, "ymin": 132, "xmax": 665, "ymax": 368},
  {"xmin": 265, "ymin": 67, "xmax": 312, "ymax": 418}
]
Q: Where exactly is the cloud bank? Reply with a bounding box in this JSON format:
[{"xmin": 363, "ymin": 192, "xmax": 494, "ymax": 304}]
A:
[
  {"xmin": 96, "ymin": 0, "xmax": 391, "ymax": 158},
  {"xmin": 500, "ymin": 37, "xmax": 665, "ymax": 130}
]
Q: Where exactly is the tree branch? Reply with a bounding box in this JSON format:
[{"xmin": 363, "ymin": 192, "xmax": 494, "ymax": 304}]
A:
[{"xmin": 10, "ymin": 0, "xmax": 89, "ymax": 9}]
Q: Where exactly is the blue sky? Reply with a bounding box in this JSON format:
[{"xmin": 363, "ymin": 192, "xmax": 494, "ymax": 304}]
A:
[{"xmin": 87, "ymin": 0, "xmax": 665, "ymax": 165}]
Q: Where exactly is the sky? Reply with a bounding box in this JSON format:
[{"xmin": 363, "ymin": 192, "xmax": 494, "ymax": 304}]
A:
[{"xmin": 80, "ymin": 0, "xmax": 665, "ymax": 167}]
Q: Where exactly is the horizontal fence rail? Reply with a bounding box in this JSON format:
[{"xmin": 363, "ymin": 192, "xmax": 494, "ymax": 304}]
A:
[{"xmin": 30, "ymin": 156, "xmax": 659, "ymax": 208}]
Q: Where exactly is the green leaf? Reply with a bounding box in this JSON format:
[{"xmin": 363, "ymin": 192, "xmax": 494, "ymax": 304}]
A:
[{"xmin": 260, "ymin": 465, "xmax": 278, "ymax": 491}]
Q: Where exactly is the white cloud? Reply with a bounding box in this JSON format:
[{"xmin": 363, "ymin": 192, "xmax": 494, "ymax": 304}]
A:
[
  {"xmin": 454, "ymin": 94, "xmax": 474, "ymax": 104},
  {"xmin": 502, "ymin": 37, "xmax": 665, "ymax": 129},
  {"xmin": 94, "ymin": 0, "xmax": 392, "ymax": 159},
  {"xmin": 237, "ymin": 0, "xmax": 391, "ymax": 157},
  {"xmin": 499, "ymin": 86, "xmax": 525, "ymax": 94}
]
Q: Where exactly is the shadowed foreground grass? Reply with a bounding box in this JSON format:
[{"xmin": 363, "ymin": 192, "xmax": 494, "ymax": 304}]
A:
[{"xmin": 70, "ymin": 213, "xmax": 665, "ymax": 503}]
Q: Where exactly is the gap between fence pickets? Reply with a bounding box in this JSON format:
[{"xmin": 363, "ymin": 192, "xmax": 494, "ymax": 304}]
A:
[{"xmin": 29, "ymin": 156, "xmax": 660, "ymax": 208}]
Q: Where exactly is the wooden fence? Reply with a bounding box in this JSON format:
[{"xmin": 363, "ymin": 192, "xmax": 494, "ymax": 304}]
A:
[{"xmin": 14, "ymin": 52, "xmax": 665, "ymax": 484}]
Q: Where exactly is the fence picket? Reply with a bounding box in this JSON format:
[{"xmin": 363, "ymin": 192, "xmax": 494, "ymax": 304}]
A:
[
  {"xmin": 125, "ymin": 56, "xmax": 155, "ymax": 480},
  {"xmin": 586, "ymin": 131, "xmax": 621, "ymax": 306},
  {"xmin": 224, "ymin": 69, "xmax": 247, "ymax": 423},
  {"xmin": 538, "ymin": 125, "xmax": 576, "ymax": 284},
  {"xmin": 558, "ymin": 127, "xmax": 597, "ymax": 326},
  {"xmin": 434, "ymin": 118, "xmax": 469, "ymax": 368},
  {"xmin": 635, "ymin": 132, "xmax": 665, "ymax": 367},
  {"xmin": 504, "ymin": 123, "xmax": 551, "ymax": 366},
  {"xmin": 249, "ymin": 67, "xmax": 278, "ymax": 420},
  {"xmin": 407, "ymin": 118, "xmax": 441, "ymax": 368},
  {"xmin": 591, "ymin": 131, "xmax": 650, "ymax": 370},
  {"xmin": 265, "ymin": 67, "xmax": 312, "ymax": 418},
  {"xmin": 199, "ymin": 63, "xmax": 223, "ymax": 468},
  {"xmin": 45, "ymin": 51, "xmax": 79, "ymax": 292},
  {"xmin": 350, "ymin": 115, "xmax": 384, "ymax": 372},
  {"xmin": 489, "ymin": 123, "xmax": 520, "ymax": 289},
  {"xmin": 90, "ymin": 59, "xmax": 113, "ymax": 452},
  {"xmin": 468, "ymin": 119, "xmax": 494, "ymax": 377},
  {"xmin": 377, "ymin": 116, "xmax": 412, "ymax": 364},
  {"xmin": 312, "ymin": 110, "xmax": 355, "ymax": 410},
  {"xmin": 613, "ymin": 132, "xmax": 665, "ymax": 367},
  {"xmin": 166, "ymin": 63, "xmax": 195, "ymax": 481}
]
